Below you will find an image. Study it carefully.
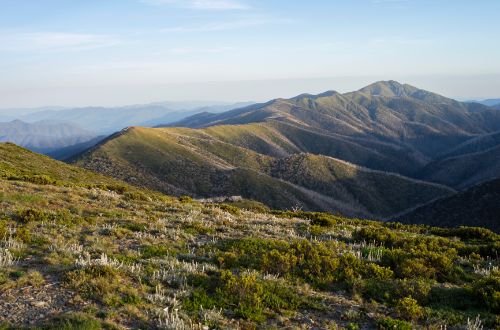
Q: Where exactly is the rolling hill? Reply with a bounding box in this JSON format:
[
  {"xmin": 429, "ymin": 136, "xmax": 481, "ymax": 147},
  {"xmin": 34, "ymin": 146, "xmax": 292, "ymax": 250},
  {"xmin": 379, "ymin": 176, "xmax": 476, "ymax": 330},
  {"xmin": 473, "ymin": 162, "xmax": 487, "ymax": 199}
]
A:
[
  {"xmin": 396, "ymin": 178, "xmax": 500, "ymax": 232},
  {"xmin": 0, "ymin": 120, "xmax": 98, "ymax": 154},
  {"xmin": 74, "ymin": 126, "xmax": 453, "ymax": 219},
  {"xmin": 71, "ymin": 81, "xmax": 500, "ymax": 220},
  {"xmin": 169, "ymin": 81, "xmax": 500, "ymax": 185},
  {"xmin": 0, "ymin": 142, "xmax": 128, "ymax": 186},
  {"xmin": 418, "ymin": 134, "xmax": 500, "ymax": 189}
]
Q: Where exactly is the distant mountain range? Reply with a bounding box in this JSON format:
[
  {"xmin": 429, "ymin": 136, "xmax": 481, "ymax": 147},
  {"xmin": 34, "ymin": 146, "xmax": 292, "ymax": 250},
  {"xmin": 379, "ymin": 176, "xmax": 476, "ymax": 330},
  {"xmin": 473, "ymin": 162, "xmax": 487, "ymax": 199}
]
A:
[
  {"xmin": 0, "ymin": 101, "xmax": 252, "ymax": 158},
  {"xmin": 16, "ymin": 101, "xmax": 253, "ymax": 134},
  {"xmin": 471, "ymin": 98, "xmax": 500, "ymax": 107},
  {"xmin": 71, "ymin": 80, "xmax": 500, "ymax": 221},
  {"xmin": 0, "ymin": 120, "xmax": 98, "ymax": 154}
]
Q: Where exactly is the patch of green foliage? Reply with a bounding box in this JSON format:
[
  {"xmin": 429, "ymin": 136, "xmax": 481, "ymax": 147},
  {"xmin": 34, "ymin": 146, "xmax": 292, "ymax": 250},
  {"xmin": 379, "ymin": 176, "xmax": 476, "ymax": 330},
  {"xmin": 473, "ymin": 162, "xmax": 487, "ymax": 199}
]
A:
[
  {"xmin": 64, "ymin": 265, "xmax": 142, "ymax": 308},
  {"xmin": 184, "ymin": 270, "xmax": 318, "ymax": 322},
  {"xmin": 42, "ymin": 312, "xmax": 119, "ymax": 330},
  {"xmin": 217, "ymin": 238, "xmax": 393, "ymax": 291},
  {"xmin": 377, "ymin": 317, "xmax": 412, "ymax": 330},
  {"xmin": 471, "ymin": 271, "xmax": 500, "ymax": 313}
]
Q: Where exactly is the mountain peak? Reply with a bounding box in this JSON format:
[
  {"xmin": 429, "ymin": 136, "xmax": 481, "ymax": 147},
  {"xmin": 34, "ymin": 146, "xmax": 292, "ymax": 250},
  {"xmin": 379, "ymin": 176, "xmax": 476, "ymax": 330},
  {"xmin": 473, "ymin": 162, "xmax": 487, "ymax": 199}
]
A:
[
  {"xmin": 359, "ymin": 80, "xmax": 419, "ymax": 97},
  {"xmin": 317, "ymin": 90, "xmax": 339, "ymax": 97}
]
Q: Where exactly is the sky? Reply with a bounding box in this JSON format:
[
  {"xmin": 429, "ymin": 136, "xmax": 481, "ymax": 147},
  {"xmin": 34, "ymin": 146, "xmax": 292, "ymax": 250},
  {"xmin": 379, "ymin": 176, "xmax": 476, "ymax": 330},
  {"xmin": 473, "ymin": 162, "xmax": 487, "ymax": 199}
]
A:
[{"xmin": 0, "ymin": 0, "xmax": 500, "ymax": 108}]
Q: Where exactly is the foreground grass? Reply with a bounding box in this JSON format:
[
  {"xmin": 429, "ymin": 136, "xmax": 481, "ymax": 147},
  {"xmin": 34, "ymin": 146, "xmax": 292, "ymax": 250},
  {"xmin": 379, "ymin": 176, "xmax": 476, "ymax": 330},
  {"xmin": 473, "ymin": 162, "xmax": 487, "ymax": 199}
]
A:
[{"xmin": 0, "ymin": 144, "xmax": 498, "ymax": 329}]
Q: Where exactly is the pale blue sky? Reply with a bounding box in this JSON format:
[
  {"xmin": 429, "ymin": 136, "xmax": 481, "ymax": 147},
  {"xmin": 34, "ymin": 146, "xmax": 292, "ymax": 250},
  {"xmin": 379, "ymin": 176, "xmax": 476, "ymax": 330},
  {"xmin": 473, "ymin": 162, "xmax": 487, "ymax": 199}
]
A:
[{"xmin": 1, "ymin": 0, "xmax": 499, "ymax": 107}]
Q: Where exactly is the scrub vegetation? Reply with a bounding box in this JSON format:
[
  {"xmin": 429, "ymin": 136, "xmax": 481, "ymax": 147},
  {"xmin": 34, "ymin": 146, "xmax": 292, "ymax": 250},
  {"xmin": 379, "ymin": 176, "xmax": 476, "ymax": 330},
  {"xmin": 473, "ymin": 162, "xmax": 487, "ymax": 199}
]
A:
[{"xmin": 0, "ymin": 143, "xmax": 498, "ymax": 329}]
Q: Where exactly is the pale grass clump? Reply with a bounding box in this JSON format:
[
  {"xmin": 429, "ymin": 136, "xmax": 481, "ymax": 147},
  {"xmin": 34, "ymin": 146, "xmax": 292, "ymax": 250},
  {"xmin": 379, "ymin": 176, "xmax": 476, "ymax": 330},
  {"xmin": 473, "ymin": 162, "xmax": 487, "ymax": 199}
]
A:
[
  {"xmin": 1, "ymin": 227, "xmax": 24, "ymax": 250},
  {"xmin": 466, "ymin": 315, "xmax": 483, "ymax": 330},
  {"xmin": 207, "ymin": 208, "xmax": 235, "ymax": 224},
  {"xmin": 133, "ymin": 231, "xmax": 158, "ymax": 240},
  {"xmin": 473, "ymin": 263, "xmax": 498, "ymax": 276},
  {"xmin": 49, "ymin": 242, "xmax": 84, "ymax": 255},
  {"xmin": 75, "ymin": 252, "xmax": 143, "ymax": 274},
  {"xmin": 262, "ymin": 272, "xmax": 280, "ymax": 281},
  {"xmin": 199, "ymin": 306, "xmax": 224, "ymax": 326},
  {"xmin": 337, "ymin": 228, "xmax": 353, "ymax": 239},
  {"xmin": 87, "ymin": 188, "xmax": 120, "ymax": 201},
  {"xmin": 180, "ymin": 209, "xmax": 204, "ymax": 223},
  {"xmin": 151, "ymin": 257, "xmax": 216, "ymax": 285},
  {"xmin": 157, "ymin": 307, "xmax": 205, "ymax": 330},
  {"xmin": 101, "ymin": 222, "xmax": 118, "ymax": 231},
  {"xmin": 349, "ymin": 240, "xmax": 385, "ymax": 262},
  {"xmin": 147, "ymin": 285, "xmax": 170, "ymax": 303},
  {"xmin": 238, "ymin": 213, "xmax": 305, "ymax": 239},
  {"xmin": 151, "ymin": 220, "xmax": 193, "ymax": 241},
  {"xmin": 0, "ymin": 249, "xmax": 16, "ymax": 268}
]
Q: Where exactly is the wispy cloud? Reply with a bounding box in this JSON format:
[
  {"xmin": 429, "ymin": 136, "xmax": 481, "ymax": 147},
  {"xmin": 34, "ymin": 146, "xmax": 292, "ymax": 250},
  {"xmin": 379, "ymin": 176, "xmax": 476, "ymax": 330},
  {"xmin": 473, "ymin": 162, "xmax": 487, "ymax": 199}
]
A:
[
  {"xmin": 0, "ymin": 32, "xmax": 120, "ymax": 52},
  {"xmin": 168, "ymin": 46, "xmax": 235, "ymax": 54},
  {"xmin": 142, "ymin": 0, "xmax": 249, "ymax": 10},
  {"xmin": 370, "ymin": 0, "xmax": 410, "ymax": 8},
  {"xmin": 161, "ymin": 17, "xmax": 293, "ymax": 32},
  {"xmin": 369, "ymin": 37, "xmax": 432, "ymax": 47},
  {"xmin": 371, "ymin": 0, "xmax": 409, "ymax": 3}
]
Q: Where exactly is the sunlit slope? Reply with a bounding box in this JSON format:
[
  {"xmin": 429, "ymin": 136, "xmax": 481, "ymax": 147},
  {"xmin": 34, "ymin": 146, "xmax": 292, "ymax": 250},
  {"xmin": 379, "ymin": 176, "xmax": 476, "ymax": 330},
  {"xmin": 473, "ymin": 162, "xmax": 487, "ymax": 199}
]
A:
[
  {"xmin": 0, "ymin": 142, "xmax": 128, "ymax": 187},
  {"xmin": 171, "ymin": 81, "xmax": 500, "ymax": 180},
  {"xmin": 75, "ymin": 126, "xmax": 453, "ymax": 218}
]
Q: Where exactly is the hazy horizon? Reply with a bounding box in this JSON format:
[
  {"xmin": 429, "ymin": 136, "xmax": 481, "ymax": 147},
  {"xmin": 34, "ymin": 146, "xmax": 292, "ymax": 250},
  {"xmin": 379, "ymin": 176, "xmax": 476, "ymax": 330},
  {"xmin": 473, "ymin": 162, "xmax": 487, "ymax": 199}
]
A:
[
  {"xmin": 1, "ymin": 0, "xmax": 500, "ymax": 108},
  {"xmin": 2, "ymin": 75, "xmax": 500, "ymax": 110}
]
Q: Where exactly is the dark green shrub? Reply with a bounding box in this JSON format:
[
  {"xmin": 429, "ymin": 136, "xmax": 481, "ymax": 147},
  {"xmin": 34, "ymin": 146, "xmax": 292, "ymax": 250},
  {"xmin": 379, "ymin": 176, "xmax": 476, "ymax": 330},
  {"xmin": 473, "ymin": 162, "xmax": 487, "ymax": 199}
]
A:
[
  {"xmin": 179, "ymin": 195, "xmax": 193, "ymax": 203},
  {"xmin": 431, "ymin": 226, "xmax": 499, "ymax": 242},
  {"xmin": 140, "ymin": 245, "xmax": 170, "ymax": 258},
  {"xmin": 184, "ymin": 270, "xmax": 315, "ymax": 322},
  {"xmin": 216, "ymin": 203, "xmax": 241, "ymax": 215},
  {"xmin": 0, "ymin": 221, "xmax": 7, "ymax": 239},
  {"xmin": 65, "ymin": 265, "xmax": 120, "ymax": 304},
  {"xmin": 105, "ymin": 184, "xmax": 128, "ymax": 194},
  {"xmin": 22, "ymin": 174, "xmax": 57, "ymax": 185},
  {"xmin": 121, "ymin": 222, "xmax": 146, "ymax": 232},
  {"xmin": 123, "ymin": 191, "xmax": 150, "ymax": 201},
  {"xmin": 395, "ymin": 296, "xmax": 424, "ymax": 321},
  {"xmin": 381, "ymin": 248, "xmax": 456, "ymax": 282},
  {"xmin": 271, "ymin": 211, "xmax": 347, "ymax": 227},
  {"xmin": 353, "ymin": 227, "xmax": 399, "ymax": 247},
  {"xmin": 217, "ymin": 238, "xmax": 344, "ymax": 288},
  {"xmin": 183, "ymin": 287, "xmax": 218, "ymax": 311},
  {"xmin": 229, "ymin": 199, "xmax": 270, "ymax": 213},
  {"xmin": 43, "ymin": 312, "xmax": 119, "ymax": 330},
  {"xmin": 121, "ymin": 287, "xmax": 141, "ymax": 305},
  {"xmin": 377, "ymin": 317, "xmax": 412, "ymax": 330},
  {"xmin": 427, "ymin": 286, "xmax": 476, "ymax": 310},
  {"xmin": 471, "ymin": 272, "xmax": 500, "ymax": 313},
  {"xmin": 307, "ymin": 212, "xmax": 338, "ymax": 227},
  {"xmin": 15, "ymin": 226, "xmax": 31, "ymax": 243},
  {"xmin": 346, "ymin": 323, "xmax": 359, "ymax": 330},
  {"xmin": 183, "ymin": 222, "xmax": 215, "ymax": 235},
  {"xmin": 15, "ymin": 208, "xmax": 50, "ymax": 223}
]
